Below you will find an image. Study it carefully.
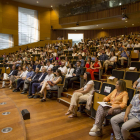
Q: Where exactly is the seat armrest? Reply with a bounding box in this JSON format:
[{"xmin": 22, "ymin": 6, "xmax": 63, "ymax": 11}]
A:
[{"xmin": 57, "ymin": 84, "xmax": 64, "ymax": 86}]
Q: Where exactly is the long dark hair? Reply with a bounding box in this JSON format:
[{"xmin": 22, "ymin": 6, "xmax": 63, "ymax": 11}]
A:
[
  {"xmin": 56, "ymin": 69, "xmax": 62, "ymax": 77},
  {"xmin": 84, "ymin": 72, "xmax": 92, "ymax": 85},
  {"xmin": 118, "ymin": 80, "xmax": 126, "ymax": 91}
]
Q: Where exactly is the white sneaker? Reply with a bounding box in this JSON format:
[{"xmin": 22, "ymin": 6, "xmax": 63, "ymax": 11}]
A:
[
  {"xmin": 90, "ymin": 124, "xmax": 100, "ymax": 132},
  {"xmin": 89, "ymin": 131, "xmax": 102, "ymax": 137}
]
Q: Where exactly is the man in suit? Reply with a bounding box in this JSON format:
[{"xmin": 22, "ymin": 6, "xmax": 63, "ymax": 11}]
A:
[
  {"xmin": 33, "ymin": 60, "xmax": 41, "ymax": 71},
  {"xmin": 2, "ymin": 65, "xmax": 18, "ymax": 88},
  {"xmin": 21, "ymin": 68, "xmax": 41, "ymax": 94},
  {"xmin": 75, "ymin": 54, "xmax": 85, "ymax": 67},
  {"xmin": 28, "ymin": 67, "xmax": 48, "ymax": 98},
  {"xmin": 64, "ymin": 61, "xmax": 84, "ymax": 91}
]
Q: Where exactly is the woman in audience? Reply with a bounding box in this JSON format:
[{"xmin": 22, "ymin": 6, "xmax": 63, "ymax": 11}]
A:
[
  {"xmin": 103, "ymin": 51, "xmax": 117, "ymax": 74},
  {"xmin": 115, "ymin": 47, "xmax": 120, "ymax": 56},
  {"xmin": 91, "ymin": 52, "xmax": 97, "ymax": 61},
  {"xmin": 89, "ymin": 80, "xmax": 128, "ymax": 137},
  {"xmin": 39, "ymin": 69, "xmax": 62, "ymax": 102},
  {"xmin": 72, "ymin": 50, "xmax": 78, "ymax": 57},
  {"xmin": 49, "ymin": 53, "xmax": 54, "ymax": 62},
  {"xmin": 40, "ymin": 62, "xmax": 46, "ymax": 71},
  {"xmin": 65, "ymin": 72, "xmax": 94, "ymax": 118},
  {"xmin": 106, "ymin": 48, "xmax": 111, "ymax": 58},
  {"xmin": 111, "ymin": 92, "xmax": 140, "ymax": 140},
  {"xmin": 57, "ymin": 48, "xmax": 63, "ymax": 55},
  {"xmin": 58, "ymin": 57, "xmax": 62, "ymax": 66},
  {"xmin": 85, "ymin": 57, "xmax": 91, "ymax": 68},
  {"xmin": 55, "ymin": 54, "xmax": 59, "ymax": 61},
  {"xmin": 85, "ymin": 51, "xmax": 91, "ymax": 61},
  {"xmin": 9, "ymin": 66, "xmax": 23, "ymax": 89},
  {"xmin": 86, "ymin": 57, "xmax": 102, "ymax": 80}
]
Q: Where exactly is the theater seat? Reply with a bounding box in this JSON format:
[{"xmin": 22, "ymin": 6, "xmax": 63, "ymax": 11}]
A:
[
  {"xmin": 47, "ymin": 75, "xmax": 65, "ymax": 98},
  {"xmin": 112, "ymin": 69, "xmax": 125, "ymax": 80}
]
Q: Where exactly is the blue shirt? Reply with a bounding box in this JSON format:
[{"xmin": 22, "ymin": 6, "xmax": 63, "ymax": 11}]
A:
[
  {"xmin": 98, "ymin": 54, "xmax": 108, "ymax": 61},
  {"xmin": 26, "ymin": 71, "xmax": 34, "ymax": 79},
  {"xmin": 121, "ymin": 51, "xmax": 130, "ymax": 58},
  {"xmin": 130, "ymin": 94, "xmax": 140, "ymax": 121}
]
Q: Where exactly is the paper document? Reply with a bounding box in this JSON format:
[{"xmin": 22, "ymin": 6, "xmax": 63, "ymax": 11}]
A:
[
  {"xmin": 129, "ymin": 67, "xmax": 136, "ymax": 70},
  {"xmin": 108, "ymin": 76, "xmax": 115, "ymax": 80},
  {"xmin": 97, "ymin": 102, "xmax": 112, "ymax": 107},
  {"xmin": 104, "ymin": 86, "xmax": 111, "ymax": 93}
]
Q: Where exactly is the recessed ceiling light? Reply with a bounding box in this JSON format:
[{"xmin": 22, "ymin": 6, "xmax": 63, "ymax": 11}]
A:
[
  {"xmin": 37, "ymin": 1, "xmax": 39, "ymax": 3},
  {"xmin": 102, "ymin": 28, "xmax": 103, "ymax": 29},
  {"xmin": 132, "ymin": 24, "xmax": 134, "ymax": 26},
  {"xmin": 119, "ymin": 3, "xmax": 122, "ymax": 5},
  {"xmin": 125, "ymin": 21, "xmax": 128, "ymax": 22},
  {"xmin": 96, "ymin": 25, "xmax": 98, "ymax": 26},
  {"xmin": 51, "ymin": 5, "xmax": 53, "ymax": 7}
]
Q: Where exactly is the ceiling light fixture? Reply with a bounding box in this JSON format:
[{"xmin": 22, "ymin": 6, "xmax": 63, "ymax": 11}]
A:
[
  {"xmin": 125, "ymin": 21, "xmax": 128, "ymax": 22},
  {"xmin": 132, "ymin": 24, "xmax": 134, "ymax": 26},
  {"xmin": 51, "ymin": 5, "xmax": 53, "ymax": 7},
  {"xmin": 102, "ymin": 28, "xmax": 103, "ymax": 29},
  {"xmin": 96, "ymin": 25, "xmax": 98, "ymax": 26},
  {"xmin": 37, "ymin": 1, "xmax": 39, "ymax": 3}
]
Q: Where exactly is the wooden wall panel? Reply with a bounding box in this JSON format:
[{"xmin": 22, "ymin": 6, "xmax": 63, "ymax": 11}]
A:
[
  {"xmin": 59, "ymin": 1, "xmax": 140, "ymax": 25},
  {"xmin": 51, "ymin": 26, "xmax": 140, "ymax": 40}
]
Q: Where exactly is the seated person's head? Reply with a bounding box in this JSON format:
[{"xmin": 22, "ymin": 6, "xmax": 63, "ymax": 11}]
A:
[
  {"xmin": 18, "ymin": 66, "xmax": 22, "ymax": 71},
  {"xmin": 95, "ymin": 57, "xmax": 98, "ymax": 62},
  {"xmin": 29, "ymin": 66, "xmax": 32, "ymax": 71},
  {"xmin": 84, "ymin": 72, "xmax": 91, "ymax": 82},
  {"xmin": 35, "ymin": 61, "xmax": 39, "ymax": 65},
  {"xmin": 61, "ymin": 61, "xmax": 65, "ymax": 67},
  {"xmin": 111, "ymin": 51, "xmax": 115, "ymax": 56},
  {"xmin": 55, "ymin": 60, "xmax": 58, "ymax": 66},
  {"xmin": 35, "ymin": 68, "xmax": 39, "ymax": 73},
  {"xmin": 56, "ymin": 69, "xmax": 62, "ymax": 77},
  {"xmin": 47, "ymin": 60, "xmax": 51, "ymax": 66},
  {"xmin": 78, "ymin": 54, "xmax": 82, "ymax": 60},
  {"xmin": 101, "ymin": 49, "xmax": 105, "ymax": 54},
  {"xmin": 12, "ymin": 65, "xmax": 16, "ymax": 70},
  {"xmin": 69, "ymin": 63, "xmax": 73, "ymax": 68},
  {"xmin": 76, "ymin": 61, "xmax": 81, "ymax": 67},
  {"xmin": 42, "ymin": 67, "xmax": 46, "ymax": 73},
  {"xmin": 47, "ymin": 68, "xmax": 52, "ymax": 74},
  {"xmin": 115, "ymin": 80, "xmax": 126, "ymax": 92},
  {"xmin": 22, "ymin": 66, "xmax": 26, "ymax": 71}
]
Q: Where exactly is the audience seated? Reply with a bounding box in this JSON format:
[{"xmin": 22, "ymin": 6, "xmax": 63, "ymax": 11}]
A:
[
  {"xmin": 9, "ymin": 66, "xmax": 23, "ymax": 89},
  {"xmin": 103, "ymin": 51, "xmax": 117, "ymax": 74},
  {"xmin": 46, "ymin": 60, "xmax": 53, "ymax": 71},
  {"xmin": 52, "ymin": 60, "xmax": 60, "ymax": 72},
  {"xmin": 75, "ymin": 54, "xmax": 85, "ymax": 67},
  {"xmin": 38, "ymin": 69, "xmax": 62, "ymax": 102},
  {"xmin": 2, "ymin": 65, "xmax": 18, "ymax": 88},
  {"xmin": 86, "ymin": 57, "xmax": 102, "ymax": 80},
  {"xmin": 65, "ymin": 72, "xmax": 94, "ymax": 118},
  {"xmin": 119, "ymin": 47, "xmax": 130, "ymax": 67},
  {"xmin": 21, "ymin": 68, "xmax": 40, "ymax": 94},
  {"xmin": 13, "ymin": 66, "xmax": 33, "ymax": 92},
  {"xmin": 98, "ymin": 49, "xmax": 108, "ymax": 61},
  {"xmin": 111, "ymin": 93, "xmax": 140, "ymax": 140},
  {"xmin": 89, "ymin": 80, "xmax": 128, "ymax": 137},
  {"xmin": 33, "ymin": 60, "xmax": 41, "ymax": 71},
  {"xmin": 58, "ymin": 61, "xmax": 67, "ymax": 75},
  {"xmin": 63, "ymin": 61, "xmax": 83, "ymax": 91},
  {"xmin": 85, "ymin": 57, "xmax": 91, "ymax": 68},
  {"xmin": 28, "ymin": 67, "xmax": 47, "ymax": 98}
]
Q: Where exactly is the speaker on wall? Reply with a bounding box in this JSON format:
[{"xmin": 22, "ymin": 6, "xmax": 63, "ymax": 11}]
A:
[{"xmin": 21, "ymin": 109, "xmax": 30, "ymax": 120}]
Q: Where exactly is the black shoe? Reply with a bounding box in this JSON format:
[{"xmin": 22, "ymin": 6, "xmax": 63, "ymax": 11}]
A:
[
  {"xmin": 13, "ymin": 89, "xmax": 17, "ymax": 92},
  {"xmin": 13, "ymin": 89, "xmax": 20, "ymax": 92},
  {"xmin": 28, "ymin": 95, "xmax": 35, "ymax": 99},
  {"xmin": 27, "ymin": 94, "xmax": 32, "ymax": 97},
  {"xmin": 40, "ymin": 98, "xmax": 46, "ymax": 102},
  {"xmin": 33, "ymin": 95, "xmax": 40, "ymax": 99},
  {"xmin": 21, "ymin": 91, "xmax": 27, "ymax": 94}
]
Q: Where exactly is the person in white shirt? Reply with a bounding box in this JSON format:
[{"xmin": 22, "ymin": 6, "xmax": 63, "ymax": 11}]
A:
[
  {"xmin": 72, "ymin": 50, "xmax": 78, "ymax": 57},
  {"xmin": 58, "ymin": 61, "xmax": 67, "ymax": 75},
  {"xmin": 45, "ymin": 60, "xmax": 53, "ymax": 71},
  {"xmin": 134, "ymin": 40, "xmax": 140, "ymax": 48},
  {"xmin": 103, "ymin": 51, "xmax": 117, "ymax": 74},
  {"xmin": 127, "ymin": 40, "xmax": 134, "ymax": 48},
  {"xmin": 68, "ymin": 46, "xmax": 73, "ymax": 51},
  {"xmin": 38, "ymin": 68, "xmax": 54, "ymax": 94},
  {"xmin": 65, "ymin": 63, "xmax": 74, "ymax": 78}
]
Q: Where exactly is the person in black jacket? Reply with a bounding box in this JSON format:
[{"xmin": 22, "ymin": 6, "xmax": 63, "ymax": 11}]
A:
[
  {"xmin": 33, "ymin": 60, "xmax": 41, "ymax": 71},
  {"xmin": 63, "ymin": 61, "xmax": 84, "ymax": 91},
  {"xmin": 98, "ymin": 49, "xmax": 108, "ymax": 61},
  {"xmin": 28, "ymin": 67, "xmax": 47, "ymax": 98},
  {"xmin": 21, "ymin": 68, "xmax": 40, "ymax": 94},
  {"xmin": 2, "ymin": 65, "xmax": 18, "ymax": 88},
  {"xmin": 53, "ymin": 60, "xmax": 60, "ymax": 73}
]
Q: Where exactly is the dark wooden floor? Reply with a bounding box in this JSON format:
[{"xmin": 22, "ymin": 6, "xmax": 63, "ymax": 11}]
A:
[{"xmin": 0, "ymin": 87, "xmax": 136, "ymax": 140}]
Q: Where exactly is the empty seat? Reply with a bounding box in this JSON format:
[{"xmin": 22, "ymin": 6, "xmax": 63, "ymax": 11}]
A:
[
  {"xmin": 124, "ymin": 71, "xmax": 139, "ymax": 83},
  {"xmin": 112, "ymin": 70, "xmax": 125, "ymax": 80},
  {"xmin": 131, "ymin": 61, "xmax": 140, "ymax": 71}
]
